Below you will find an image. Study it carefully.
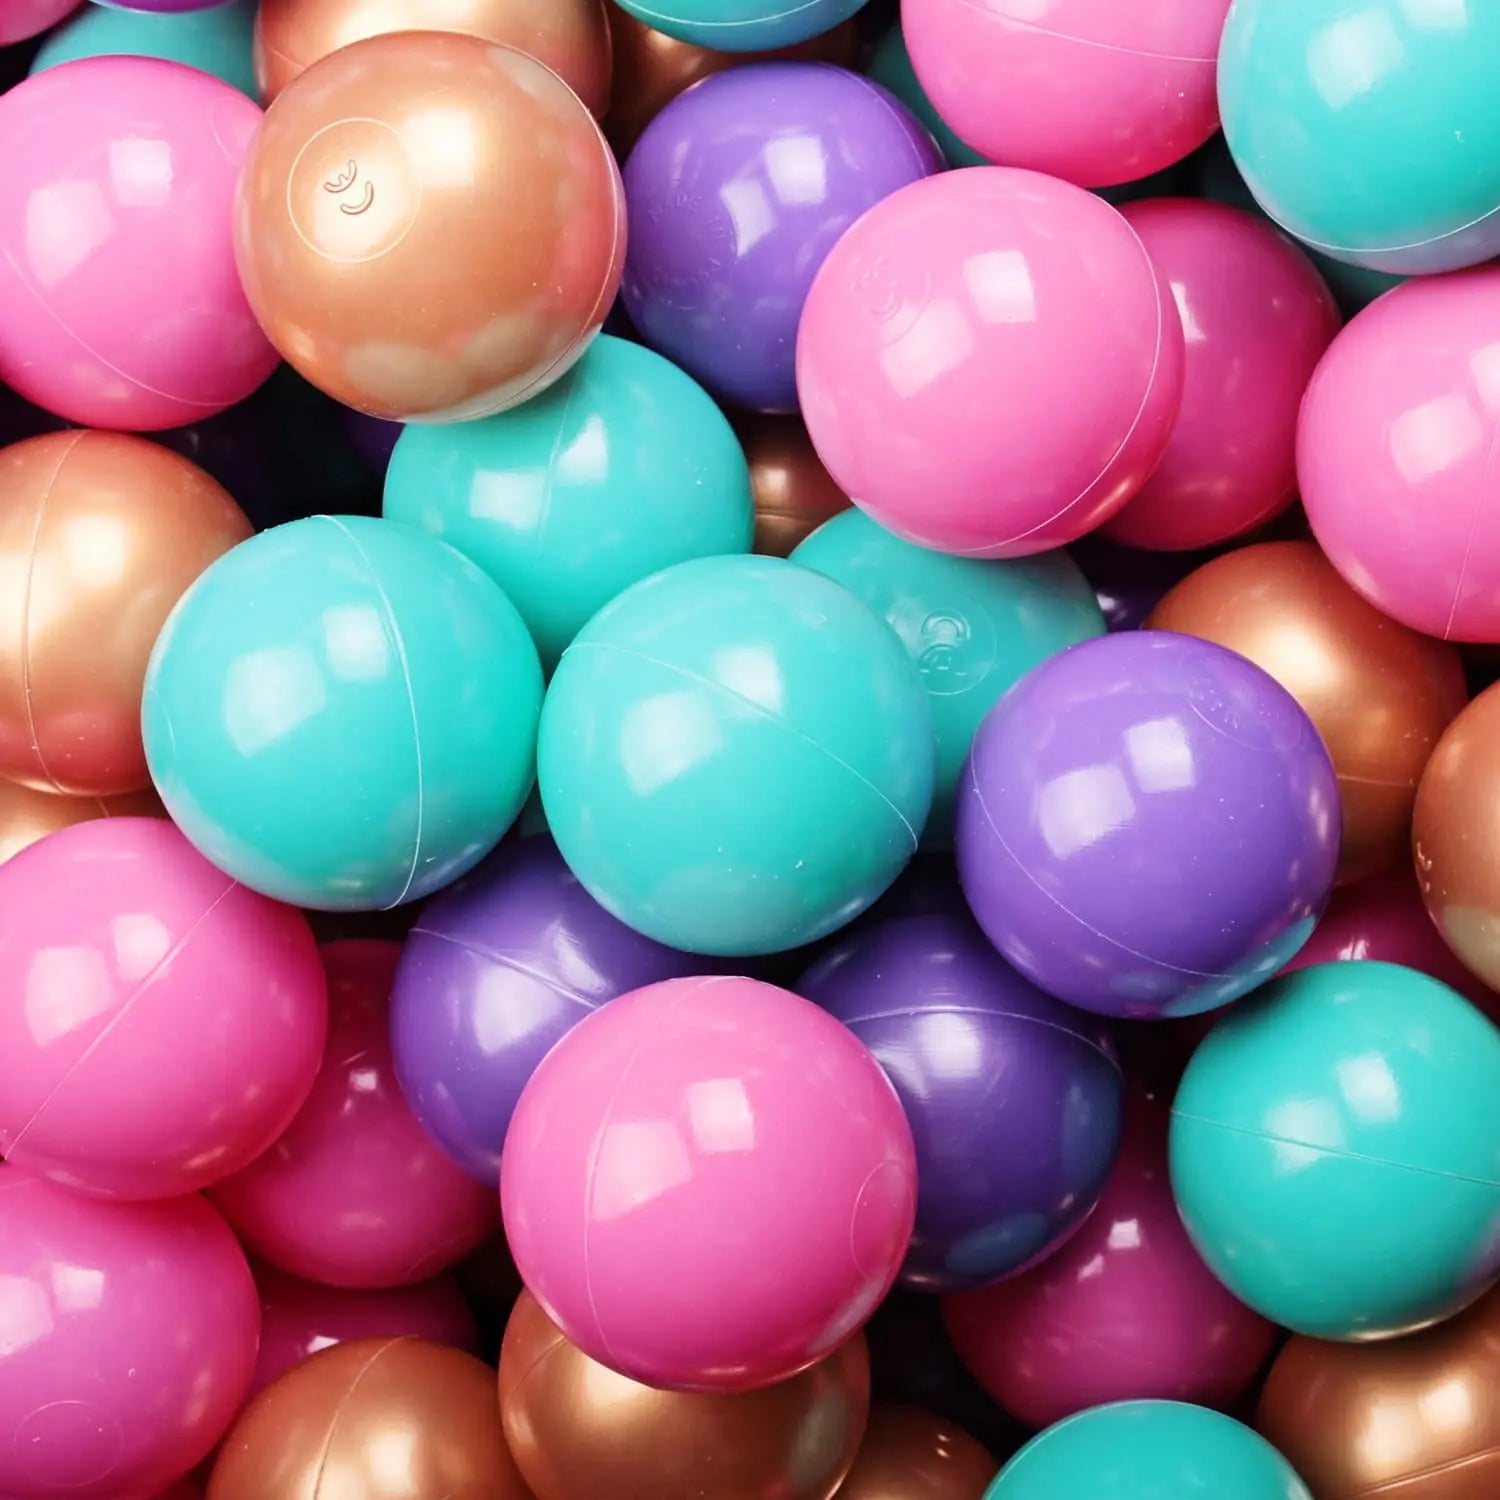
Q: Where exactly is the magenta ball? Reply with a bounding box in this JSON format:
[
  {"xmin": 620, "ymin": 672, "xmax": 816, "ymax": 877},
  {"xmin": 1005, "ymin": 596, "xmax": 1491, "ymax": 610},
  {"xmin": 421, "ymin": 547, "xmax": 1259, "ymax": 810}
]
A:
[
  {"xmin": 0, "ymin": 1166, "xmax": 259, "ymax": 1500},
  {"xmin": 211, "ymin": 941, "xmax": 498, "ymax": 1290},
  {"xmin": 0, "ymin": 56, "xmax": 277, "ymax": 431},
  {"xmin": 0, "ymin": 0, "xmax": 78, "ymax": 44},
  {"xmin": 796, "ymin": 167, "xmax": 1184, "ymax": 558},
  {"xmin": 902, "ymin": 0, "xmax": 1231, "ymax": 188},
  {"xmin": 941, "ymin": 1092, "xmax": 1275, "ymax": 1429},
  {"xmin": 501, "ymin": 974, "xmax": 917, "ymax": 1392},
  {"xmin": 1103, "ymin": 199, "xmax": 1340, "ymax": 552},
  {"xmin": 0, "ymin": 818, "xmax": 328, "ymax": 1201},
  {"xmin": 1300, "ymin": 265, "xmax": 1500, "ymax": 641}
]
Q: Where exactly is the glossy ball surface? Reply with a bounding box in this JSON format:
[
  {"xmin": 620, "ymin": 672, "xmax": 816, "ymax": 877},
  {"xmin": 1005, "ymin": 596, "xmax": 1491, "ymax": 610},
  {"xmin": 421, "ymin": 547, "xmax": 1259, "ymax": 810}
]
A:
[
  {"xmin": 0, "ymin": 780, "xmax": 162, "ymax": 867},
  {"xmin": 611, "ymin": 0, "xmax": 868, "ymax": 52},
  {"xmin": 538, "ymin": 554, "xmax": 934, "ymax": 955},
  {"xmin": 1219, "ymin": 0, "xmax": 1500, "ymax": 274},
  {"xmin": 234, "ymin": 32, "xmax": 623, "ymax": 423},
  {"xmin": 0, "ymin": 1168, "xmax": 259, "ymax": 1500},
  {"xmin": 0, "ymin": 57, "xmax": 276, "ymax": 430},
  {"xmin": 142, "ymin": 514, "xmax": 543, "ymax": 911},
  {"xmin": 1171, "ymin": 960, "xmax": 1500, "ymax": 1340},
  {"xmin": 742, "ymin": 414, "xmax": 850, "ymax": 556},
  {"xmin": 867, "ymin": 22, "xmax": 986, "ymax": 169},
  {"xmin": 957, "ymin": 631, "xmax": 1340, "ymax": 1018},
  {"xmin": 501, "ymin": 975, "xmax": 917, "ymax": 1391},
  {"xmin": 796, "ymin": 169, "xmax": 1184, "ymax": 558},
  {"xmin": 836, "ymin": 1403, "xmax": 997, "ymax": 1500}
]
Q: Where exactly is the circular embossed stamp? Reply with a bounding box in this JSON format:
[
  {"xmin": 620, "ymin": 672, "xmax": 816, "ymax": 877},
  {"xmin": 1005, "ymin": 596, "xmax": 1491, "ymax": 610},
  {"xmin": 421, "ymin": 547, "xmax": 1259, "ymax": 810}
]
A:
[{"xmin": 287, "ymin": 117, "xmax": 421, "ymax": 265}]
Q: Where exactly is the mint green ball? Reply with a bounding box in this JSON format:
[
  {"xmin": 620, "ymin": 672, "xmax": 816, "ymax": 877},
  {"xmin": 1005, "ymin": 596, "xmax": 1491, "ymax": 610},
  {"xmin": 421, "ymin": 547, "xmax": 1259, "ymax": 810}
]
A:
[
  {"xmin": 989, "ymin": 1402, "xmax": 1311, "ymax": 1499},
  {"xmin": 867, "ymin": 23, "xmax": 988, "ymax": 170},
  {"xmin": 792, "ymin": 509, "xmax": 1103, "ymax": 847},
  {"xmin": 1171, "ymin": 961, "xmax": 1500, "ymax": 1341}
]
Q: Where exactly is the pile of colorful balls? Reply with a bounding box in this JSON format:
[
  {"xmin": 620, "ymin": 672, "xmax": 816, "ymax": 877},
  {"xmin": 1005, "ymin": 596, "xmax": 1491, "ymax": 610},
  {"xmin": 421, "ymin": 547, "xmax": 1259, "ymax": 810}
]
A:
[{"xmin": 2, "ymin": 0, "xmax": 1500, "ymax": 1496}]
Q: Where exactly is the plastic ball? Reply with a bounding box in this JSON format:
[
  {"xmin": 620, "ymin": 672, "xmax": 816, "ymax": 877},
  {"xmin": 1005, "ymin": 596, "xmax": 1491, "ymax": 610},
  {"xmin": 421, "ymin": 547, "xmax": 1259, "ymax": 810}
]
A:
[
  {"xmin": 1171, "ymin": 959, "xmax": 1500, "ymax": 1340},
  {"xmin": 0, "ymin": 817, "xmax": 327, "ymax": 1200},
  {"xmin": 741, "ymin": 414, "xmax": 850, "ymax": 556},
  {"xmin": 537, "ymin": 554, "xmax": 935, "ymax": 956},
  {"xmin": 0, "ymin": 1167, "xmax": 259, "ymax": 1500},
  {"xmin": 1299, "ymin": 268, "xmax": 1500, "ymax": 642},
  {"xmin": 903, "ymin": 0, "xmax": 1230, "ymax": 188},
  {"xmin": 142, "ymin": 514, "xmax": 543, "ymax": 911},
  {"xmin": 502, "ymin": 975, "xmax": 917, "ymax": 1391},
  {"xmin": 31, "ymin": 0, "xmax": 257, "ymax": 94},
  {"xmin": 797, "ymin": 168, "xmax": 1185, "ymax": 558},
  {"xmin": 987, "ymin": 1402, "xmax": 1312, "ymax": 1500},
  {"xmin": 957, "ymin": 631, "xmax": 1340, "ymax": 1018},
  {"xmin": 943, "ymin": 1092, "xmax": 1275, "ymax": 1430},
  {"xmin": 1257, "ymin": 1285, "xmax": 1500, "ymax": 1500},
  {"xmin": 793, "ymin": 509, "xmax": 1105, "ymax": 846},
  {"xmin": 837, "ymin": 1403, "xmax": 998, "ymax": 1500},
  {"xmin": 391, "ymin": 835, "xmax": 701, "ymax": 1183},
  {"xmin": 1148, "ymin": 541, "xmax": 1468, "ymax": 885},
  {"xmin": 622, "ymin": 62, "xmax": 941, "ymax": 414},
  {"xmin": 97, "ymin": 0, "xmax": 231, "ymax": 12},
  {"xmin": 867, "ymin": 21, "xmax": 986, "ymax": 169},
  {"xmin": 207, "ymin": 1337, "xmax": 531, "ymax": 1500},
  {"xmin": 0, "ymin": 0, "xmax": 79, "ymax": 45},
  {"xmin": 800, "ymin": 910, "xmax": 1123, "ymax": 1292},
  {"xmin": 1219, "ymin": 0, "xmax": 1500, "ymax": 275},
  {"xmin": 499, "ymin": 1290, "xmax": 870, "ymax": 1500},
  {"xmin": 234, "ymin": 31, "xmax": 624, "ymax": 424},
  {"xmin": 385, "ymin": 334, "xmax": 754, "ymax": 671},
  {"xmin": 0, "ymin": 779, "xmax": 163, "ymax": 867},
  {"xmin": 610, "ymin": 0, "xmax": 868, "ymax": 52},
  {"xmin": 211, "ymin": 941, "xmax": 498, "ymax": 1290},
  {"xmin": 0, "ymin": 57, "xmax": 276, "ymax": 430},
  {"xmin": 0, "ymin": 430, "xmax": 252, "ymax": 796}
]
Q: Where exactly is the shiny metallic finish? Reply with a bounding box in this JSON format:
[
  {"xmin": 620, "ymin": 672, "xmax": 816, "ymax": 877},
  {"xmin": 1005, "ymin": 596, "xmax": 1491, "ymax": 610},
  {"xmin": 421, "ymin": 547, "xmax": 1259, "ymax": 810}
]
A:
[
  {"xmin": 0, "ymin": 779, "xmax": 162, "ymax": 866},
  {"xmin": 499, "ymin": 1290, "xmax": 869, "ymax": 1500},
  {"xmin": 835, "ymin": 1403, "xmax": 996, "ymax": 1500},
  {"xmin": 0, "ymin": 430, "xmax": 251, "ymax": 796},
  {"xmin": 235, "ymin": 31, "xmax": 625, "ymax": 423},
  {"xmin": 1148, "ymin": 541, "xmax": 1467, "ymax": 886},
  {"xmin": 741, "ymin": 414, "xmax": 851, "ymax": 558}
]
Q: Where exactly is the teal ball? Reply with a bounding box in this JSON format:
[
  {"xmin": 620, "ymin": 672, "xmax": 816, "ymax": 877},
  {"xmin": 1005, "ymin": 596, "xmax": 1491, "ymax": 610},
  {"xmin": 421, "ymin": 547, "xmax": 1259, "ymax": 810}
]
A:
[
  {"xmin": 1171, "ymin": 960, "xmax": 1500, "ymax": 1341},
  {"xmin": 610, "ymin": 0, "xmax": 869, "ymax": 52},
  {"xmin": 143, "ymin": 515, "xmax": 543, "ymax": 912},
  {"xmin": 791, "ymin": 509, "xmax": 1104, "ymax": 847},
  {"xmin": 867, "ymin": 23, "xmax": 988, "ymax": 170},
  {"xmin": 538, "ymin": 554, "xmax": 935, "ymax": 955},
  {"xmin": 384, "ymin": 335, "xmax": 753, "ymax": 673}
]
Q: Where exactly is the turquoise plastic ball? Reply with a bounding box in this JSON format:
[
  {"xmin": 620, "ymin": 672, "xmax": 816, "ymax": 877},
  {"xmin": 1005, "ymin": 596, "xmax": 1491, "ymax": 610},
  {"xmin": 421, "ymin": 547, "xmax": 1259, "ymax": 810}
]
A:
[
  {"xmin": 143, "ymin": 515, "xmax": 544, "ymax": 912},
  {"xmin": 987, "ymin": 1402, "xmax": 1312, "ymax": 1499},
  {"xmin": 383, "ymin": 335, "xmax": 753, "ymax": 673},
  {"xmin": 1218, "ymin": 0, "xmax": 1500, "ymax": 274},
  {"xmin": 30, "ymin": 0, "xmax": 257, "ymax": 96},
  {"xmin": 538, "ymin": 554, "xmax": 935, "ymax": 955},
  {"xmin": 1171, "ymin": 960, "xmax": 1500, "ymax": 1341},
  {"xmin": 867, "ymin": 23, "xmax": 988, "ymax": 169},
  {"xmin": 791, "ymin": 509, "xmax": 1104, "ymax": 847},
  {"xmin": 611, "ymin": 0, "xmax": 869, "ymax": 52}
]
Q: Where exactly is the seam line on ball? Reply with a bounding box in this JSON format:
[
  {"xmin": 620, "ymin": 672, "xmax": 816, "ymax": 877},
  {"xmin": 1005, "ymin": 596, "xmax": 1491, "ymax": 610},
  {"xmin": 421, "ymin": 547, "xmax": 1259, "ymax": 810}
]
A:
[
  {"xmin": 1341, "ymin": 1445, "xmax": 1500, "ymax": 1497},
  {"xmin": 1252, "ymin": 196, "xmax": 1500, "ymax": 261},
  {"xmin": 407, "ymin": 929, "xmax": 600, "ymax": 1014},
  {"xmin": 619, "ymin": 0, "xmax": 853, "ymax": 31},
  {"xmin": 848, "ymin": 1005, "xmax": 1121, "ymax": 1071},
  {"xmin": 566, "ymin": 641, "xmax": 921, "ymax": 850},
  {"xmin": 307, "ymin": 1337, "xmax": 406, "ymax": 1498},
  {"xmin": 1442, "ymin": 423, "xmax": 1500, "ymax": 640},
  {"xmin": 940, "ymin": 2, "xmax": 1218, "ymax": 62}
]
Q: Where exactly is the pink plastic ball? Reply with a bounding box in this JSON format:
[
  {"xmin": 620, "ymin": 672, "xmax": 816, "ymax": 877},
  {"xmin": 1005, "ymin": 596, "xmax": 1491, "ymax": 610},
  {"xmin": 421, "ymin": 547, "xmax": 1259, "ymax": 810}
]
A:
[
  {"xmin": 0, "ymin": 0, "xmax": 78, "ymax": 44},
  {"xmin": 796, "ymin": 167, "xmax": 1184, "ymax": 559},
  {"xmin": 0, "ymin": 817, "xmax": 328, "ymax": 1201},
  {"xmin": 902, "ymin": 0, "xmax": 1231, "ymax": 188},
  {"xmin": 0, "ymin": 57, "xmax": 278, "ymax": 431},
  {"xmin": 211, "ymin": 940, "xmax": 499, "ymax": 1290},
  {"xmin": 1104, "ymin": 199, "xmax": 1340, "ymax": 552},
  {"xmin": 501, "ymin": 974, "xmax": 917, "ymax": 1393},
  {"xmin": 0, "ymin": 1166, "xmax": 259, "ymax": 1500},
  {"xmin": 1300, "ymin": 266, "xmax": 1500, "ymax": 642}
]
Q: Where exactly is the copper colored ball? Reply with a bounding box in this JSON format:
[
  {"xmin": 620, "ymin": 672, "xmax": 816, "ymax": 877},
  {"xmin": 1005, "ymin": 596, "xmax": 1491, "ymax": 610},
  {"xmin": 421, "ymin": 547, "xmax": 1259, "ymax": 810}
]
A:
[
  {"xmin": 0, "ymin": 430, "xmax": 251, "ymax": 797},
  {"xmin": 498, "ymin": 1290, "xmax": 870, "ymax": 1500},
  {"xmin": 235, "ymin": 31, "xmax": 625, "ymax": 424},
  {"xmin": 208, "ymin": 1336, "xmax": 531, "ymax": 1500},
  {"xmin": 1147, "ymin": 541, "xmax": 1467, "ymax": 885},
  {"xmin": 740, "ymin": 414, "xmax": 851, "ymax": 558},
  {"xmin": 0, "ymin": 778, "xmax": 163, "ymax": 866},
  {"xmin": 255, "ymin": 0, "xmax": 612, "ymax": 114},
  {"xmin": 1257, "ymin": 1286, "xmax": 1500, "ymax": 1498},
  {"xmin": 834, "ymin": 1403, "xmax": 997, "ymax": 1500}
]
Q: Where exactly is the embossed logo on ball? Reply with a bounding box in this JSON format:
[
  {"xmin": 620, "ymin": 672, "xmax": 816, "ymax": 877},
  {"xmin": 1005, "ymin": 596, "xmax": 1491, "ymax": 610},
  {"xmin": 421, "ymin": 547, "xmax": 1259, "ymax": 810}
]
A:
[
  {"xmin": 892, "ymin": 602, "xmax": 998, "ymax": 698},
  {"xmin": 287, "ymin": 118, "xmax": 421, "ymax": 265},
  {"xmin": 1186, "ymin": 655, "xmax": 1310, "ymax": 754}
]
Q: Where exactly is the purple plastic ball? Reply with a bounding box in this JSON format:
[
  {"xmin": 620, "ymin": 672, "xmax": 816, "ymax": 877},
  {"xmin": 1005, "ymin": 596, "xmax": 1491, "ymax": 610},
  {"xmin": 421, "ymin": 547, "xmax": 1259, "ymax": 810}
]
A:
[
  {"xmin": 800, "ymin": 910, "xmax": 1123, "ymax": 1293},
  {"xmin": 621, "ymin": 61, "xmax": 941, "ymax": 413},
  {"xmin": 389, "ymin": 836, "xmax": 701, "ymax": 1183},
  {"xmin": 956, "ymin": 631, "xmax": 1340, "ymax": 1020}
]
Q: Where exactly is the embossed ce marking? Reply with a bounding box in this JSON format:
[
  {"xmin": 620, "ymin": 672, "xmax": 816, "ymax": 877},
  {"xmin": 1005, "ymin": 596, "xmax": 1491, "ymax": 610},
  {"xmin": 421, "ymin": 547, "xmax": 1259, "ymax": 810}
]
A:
[{"xmin": 323, "ymin": 158, "xmax": 375, "ymax": 216}]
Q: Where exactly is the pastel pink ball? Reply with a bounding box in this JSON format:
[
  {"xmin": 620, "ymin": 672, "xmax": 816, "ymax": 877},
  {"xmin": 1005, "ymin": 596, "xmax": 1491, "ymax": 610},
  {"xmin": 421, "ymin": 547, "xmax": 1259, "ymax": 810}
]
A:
[
  {"xmin": 0, "ymin": 1166, "xmax": 259, "ymax": 1500},
  {"xmin": 1300, "ymin": 265, "xmax": 1500, "ymax": 642},
  {"xmin": 501, "ymin": 974, "xmax": 917, "ymax": 1392},
  {"xmin": 902, "ymin": 0, "xmax": 1231, "ymax": 188},
  {"xmin": 1105, "ymin": 199, "xmax": 1340, "ymax": 552},
  {"xmin": 0, "ymin": 56, "xmax": 278, "ymax": 431},
  {"xmin": 795, "ymin": 167, "xmax": 1184, "ymax": 559},
  {"xmin": 0, "ymin": 0, "xmax": 78, "ymax": 44},
  {"xmin": 0, "ymin": 817, "xmax": 328, "ymax": 1201},
  {"xmin": 211, "ymin": 940, "xmax": 498, "ymax": 1291}
]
